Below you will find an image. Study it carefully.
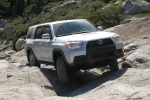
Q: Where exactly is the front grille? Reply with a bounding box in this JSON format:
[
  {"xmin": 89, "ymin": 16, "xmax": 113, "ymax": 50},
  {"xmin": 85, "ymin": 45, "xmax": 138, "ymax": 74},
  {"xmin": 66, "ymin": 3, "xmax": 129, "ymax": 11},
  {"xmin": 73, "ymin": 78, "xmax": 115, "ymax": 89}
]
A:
[
  {"xmin": 92, "ymin": 51, "xmax": 113, "ymax": 59},
  {"xmin": 86, "ymin": 38, "xmax": 114, "ymax": 48}
]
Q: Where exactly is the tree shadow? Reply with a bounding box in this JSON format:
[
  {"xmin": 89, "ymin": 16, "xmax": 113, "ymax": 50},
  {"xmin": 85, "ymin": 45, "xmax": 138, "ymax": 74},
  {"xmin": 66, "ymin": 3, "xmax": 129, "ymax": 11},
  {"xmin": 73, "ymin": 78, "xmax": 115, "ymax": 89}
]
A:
[{"xmin": 40, "ymin": 65, "xmax": 128, "ymax": 96}]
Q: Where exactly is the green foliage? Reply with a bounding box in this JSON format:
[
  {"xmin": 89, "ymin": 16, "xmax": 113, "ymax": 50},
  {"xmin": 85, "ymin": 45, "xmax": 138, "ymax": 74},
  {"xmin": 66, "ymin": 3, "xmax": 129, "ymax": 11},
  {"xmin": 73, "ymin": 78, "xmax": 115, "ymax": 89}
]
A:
[
  {"xmin": 0, "ymin": 29, "xmax": 4, "ymax": 37},
  {"xmin": 98, "ymin": 2, "xmax": 123, "ymax": 28},
  {"xmin": 10, "ymin": 17, "xmax": 24, "ymax": 25},
  {"xmin": 134, "ymin": 13, "xmax": 150, "ymax": 18},
  {"xmin": 3, "ymin": 0, "xmax": 150, "ymax": 48},
  {"xmin": 9, "ymin": 0, "xmax": 124, "ymax": 45},
  {"xmin": 24, "ymin": 0, "xmax": 67, "ymax": 15},
  {"xmin": 33, "ymin": 0, "xmax": 46, "ymax": 14},
  {"xmin": 0, "ymin": 0, "xmax": 12, "ymax": 16},
  {"xmin": 101, "ymin": 0, "xmax": 112, "ymax": 3},
  {"xmin": 43, "ymin": 1, "xmax": 65, "ymax": 11},
  {"xmin": 12, "ymin": 23, "xmax": 29, "ymax": 43},
  {"xmin": 14, "ymin": 0, "xmax": 25, "ymax": 16},
  {"xmin": 24, "ymin": 4, "xmax": 35, "ymax": 15}
]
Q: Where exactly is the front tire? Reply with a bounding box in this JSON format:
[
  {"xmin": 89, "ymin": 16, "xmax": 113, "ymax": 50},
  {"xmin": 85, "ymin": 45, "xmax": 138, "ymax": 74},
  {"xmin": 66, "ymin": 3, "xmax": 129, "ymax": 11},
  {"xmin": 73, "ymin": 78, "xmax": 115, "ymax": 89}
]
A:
[
  {"xmin": 56, "ymin": 56, "xmax": 70, "ymax": 83},
  {"xmin": 28, "ymin": 51, "xmax": 40, "ymax": 67},
  {"xmin": 109, "ymin": 58, "xmax": 119, "ymax": 71}
]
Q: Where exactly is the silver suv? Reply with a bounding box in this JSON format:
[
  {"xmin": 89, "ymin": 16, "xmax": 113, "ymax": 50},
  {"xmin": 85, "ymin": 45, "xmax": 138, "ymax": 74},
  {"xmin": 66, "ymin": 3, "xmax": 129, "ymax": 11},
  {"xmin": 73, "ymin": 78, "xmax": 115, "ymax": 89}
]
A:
[{"xmin": 25, "ymin": 19, "xmax": 124, "ymax": 83}]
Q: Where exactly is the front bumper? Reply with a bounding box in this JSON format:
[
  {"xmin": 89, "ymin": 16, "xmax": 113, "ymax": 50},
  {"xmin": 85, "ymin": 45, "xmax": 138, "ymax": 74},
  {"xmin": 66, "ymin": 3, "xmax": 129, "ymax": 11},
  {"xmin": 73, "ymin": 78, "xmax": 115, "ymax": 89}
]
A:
[{"xmin": 70, "ymin": 45, "xmax": 124, "ymax": 69}]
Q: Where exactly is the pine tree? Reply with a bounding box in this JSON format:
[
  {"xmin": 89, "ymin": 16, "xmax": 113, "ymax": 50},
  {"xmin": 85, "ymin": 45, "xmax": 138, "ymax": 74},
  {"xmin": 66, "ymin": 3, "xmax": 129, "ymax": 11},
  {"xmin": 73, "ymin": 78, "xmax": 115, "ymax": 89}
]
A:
[
  {"xmin": 34, "ymin": 0, "xmax": 45, "ymax": 14},
  {"xmin": 27, "ymin": 0, "xmax": 31, "ymax": 6},
  {"xmin": 14, "ymin": 0, "xmax": 25, "ymax": 16}
]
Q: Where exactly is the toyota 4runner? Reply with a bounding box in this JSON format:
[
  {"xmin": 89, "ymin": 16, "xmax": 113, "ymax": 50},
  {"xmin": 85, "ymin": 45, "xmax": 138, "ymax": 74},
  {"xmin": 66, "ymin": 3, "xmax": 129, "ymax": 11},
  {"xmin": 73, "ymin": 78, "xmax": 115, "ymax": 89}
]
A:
[{"xmin": 25, "ymin": 19, "xmax": 124, "ymax": 83}]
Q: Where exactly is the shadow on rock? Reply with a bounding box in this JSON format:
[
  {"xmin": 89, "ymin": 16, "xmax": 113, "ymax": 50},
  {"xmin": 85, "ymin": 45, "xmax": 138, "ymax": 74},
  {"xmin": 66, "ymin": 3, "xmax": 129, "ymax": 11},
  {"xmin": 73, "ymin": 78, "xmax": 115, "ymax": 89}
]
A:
[
  {"xmin": 40, "ymin": 66, "xmax": 128, "ymax": 97},
  {"xmin": 40, "ymin": 67, "xmax": 83, "ymax": 96},
  {"xmin": 69, "ymin": 68, "xmax": 128, "ymax": 96}
]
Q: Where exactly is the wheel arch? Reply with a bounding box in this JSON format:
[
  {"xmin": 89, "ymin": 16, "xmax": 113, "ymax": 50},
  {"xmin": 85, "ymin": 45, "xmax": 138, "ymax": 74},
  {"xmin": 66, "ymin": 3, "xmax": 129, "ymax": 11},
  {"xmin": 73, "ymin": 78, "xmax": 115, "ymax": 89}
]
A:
[
  {"xmin": 26, "ymin": 47, "xmax": 35, "ymax": 62},
  {"xmin": 52, "ymin": 49, "xmax": 69, "ymax": 67}
]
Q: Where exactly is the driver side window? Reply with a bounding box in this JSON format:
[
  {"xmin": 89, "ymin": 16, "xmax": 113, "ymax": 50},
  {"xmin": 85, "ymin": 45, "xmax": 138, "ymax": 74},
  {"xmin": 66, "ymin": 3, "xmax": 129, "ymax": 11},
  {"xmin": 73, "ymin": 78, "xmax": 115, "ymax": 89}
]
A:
[
  {"xmin": 43, "ymin": 26, "xmax": 52, "ymax": 39},
  {"xmin": 43, "ymin": 26, "xmax": 51, "ymax": 34}
]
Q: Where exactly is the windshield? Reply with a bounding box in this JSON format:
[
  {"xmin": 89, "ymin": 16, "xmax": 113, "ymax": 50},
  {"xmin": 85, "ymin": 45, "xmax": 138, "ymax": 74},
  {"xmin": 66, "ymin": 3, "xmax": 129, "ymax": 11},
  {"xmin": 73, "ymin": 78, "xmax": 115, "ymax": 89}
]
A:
[{"xmin": 53, "ymin": 20, "xmax": 98, "ymax": 37}]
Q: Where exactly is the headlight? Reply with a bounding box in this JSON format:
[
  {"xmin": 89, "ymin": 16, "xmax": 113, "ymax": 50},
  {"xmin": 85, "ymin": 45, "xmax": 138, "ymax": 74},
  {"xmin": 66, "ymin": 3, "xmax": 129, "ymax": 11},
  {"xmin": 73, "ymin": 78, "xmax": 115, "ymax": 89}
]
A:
[
  {"xmin": 66, "ymin": 41, "xmax": 83, "ymax": 49},
  {"xmin": 113, "ymin": 35, "xmax": 121, "ymax": 43}
]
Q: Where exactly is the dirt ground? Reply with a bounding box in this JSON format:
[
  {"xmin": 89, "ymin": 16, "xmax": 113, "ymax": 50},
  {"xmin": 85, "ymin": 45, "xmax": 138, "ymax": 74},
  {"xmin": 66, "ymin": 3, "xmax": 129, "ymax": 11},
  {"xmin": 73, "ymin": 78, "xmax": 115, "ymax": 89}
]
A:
[
  {"xmin": 105, "ymin": 17, "xmax": 150, "ymax": 47},
  {"xmin": 0, "ymin": 17, "xmax": 150, "ymax": 100}
]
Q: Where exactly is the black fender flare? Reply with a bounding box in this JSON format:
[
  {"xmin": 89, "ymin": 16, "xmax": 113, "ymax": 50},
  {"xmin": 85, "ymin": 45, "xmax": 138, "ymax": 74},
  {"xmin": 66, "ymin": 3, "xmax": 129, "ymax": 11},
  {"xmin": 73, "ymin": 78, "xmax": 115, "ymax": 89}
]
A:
[
  {"xmin": 52, "ymin": 49, "xmax": 69, "ymax": 67},
  {"xmin": 26, "ymin": 47, "xmax": 37, "ymax": 62}
]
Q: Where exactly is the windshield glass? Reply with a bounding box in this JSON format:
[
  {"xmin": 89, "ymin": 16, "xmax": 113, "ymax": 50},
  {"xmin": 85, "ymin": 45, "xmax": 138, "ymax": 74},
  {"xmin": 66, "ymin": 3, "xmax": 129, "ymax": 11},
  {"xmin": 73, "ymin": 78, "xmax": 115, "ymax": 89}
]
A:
[{"xmin": 53, "ymin": 20, "xmax": 97, "ymax": 37}]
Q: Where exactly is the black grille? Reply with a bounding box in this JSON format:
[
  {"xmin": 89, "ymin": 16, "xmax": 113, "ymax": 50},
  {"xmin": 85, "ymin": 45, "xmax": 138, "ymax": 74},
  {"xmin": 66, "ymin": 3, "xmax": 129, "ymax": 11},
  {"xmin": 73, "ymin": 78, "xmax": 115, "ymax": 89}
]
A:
[
  {"xmin": 92, "ymin": 51, "xmax": 113, "ymax": 59},
  {"xmin": 86, "ymin": 38, "xmax": 114, "ymax": 48}
]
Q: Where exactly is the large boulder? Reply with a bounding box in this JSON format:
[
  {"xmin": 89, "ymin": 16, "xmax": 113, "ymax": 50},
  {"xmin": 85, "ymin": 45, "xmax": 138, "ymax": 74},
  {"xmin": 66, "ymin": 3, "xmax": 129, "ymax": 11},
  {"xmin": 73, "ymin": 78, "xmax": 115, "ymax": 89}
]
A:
[
  {"xmin": 15, "ymin": 36, "xmax": 25, "ymax": 51},
  {"xmin": 124, "ymin": 43, "xmax": 138, "ymax": 52},
  {"xmin": 125, "ymin": 45, "xmax": 150, "ymax": 69},
  {"xmin": 123, "ymin": 0, "xmax": 150, "ymax": 15}
]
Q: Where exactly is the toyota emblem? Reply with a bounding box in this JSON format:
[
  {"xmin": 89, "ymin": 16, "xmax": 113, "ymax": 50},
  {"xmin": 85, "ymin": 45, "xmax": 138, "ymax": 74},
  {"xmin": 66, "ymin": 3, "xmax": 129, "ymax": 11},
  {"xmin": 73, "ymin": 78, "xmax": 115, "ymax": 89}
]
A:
[{"xmin": 98, "ymin": 40, "xmax": 103, "ymax": 45}]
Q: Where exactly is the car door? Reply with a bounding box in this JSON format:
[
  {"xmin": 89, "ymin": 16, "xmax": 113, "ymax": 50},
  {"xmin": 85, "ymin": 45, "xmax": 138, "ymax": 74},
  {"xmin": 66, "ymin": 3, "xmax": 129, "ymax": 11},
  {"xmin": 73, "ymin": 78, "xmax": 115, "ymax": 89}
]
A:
[
  {"xmin": 40, "ymin": 25, "xmax": 53, "ymax": 62},
  {"xmin": 32, "ymin": 26, "xmax": 43, "ymax": 60}
]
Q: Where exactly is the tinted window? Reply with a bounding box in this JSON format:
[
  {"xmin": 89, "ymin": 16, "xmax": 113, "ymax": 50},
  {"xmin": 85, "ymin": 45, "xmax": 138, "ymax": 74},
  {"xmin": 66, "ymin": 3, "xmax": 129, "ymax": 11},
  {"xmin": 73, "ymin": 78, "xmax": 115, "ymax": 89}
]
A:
[
  {"xmin": 43, "ymin": 26, "xmax": 51, "ymax": 34},
  {"xmin": 34, "ymin": 26, "xmax": 43, "ymax": 39},
  {"xmin": 53, "ymin": 20, "xmax": 97, "ymax": 37},
  {"xmin": 27, "ymin": 27, "xmax": 33, "ymax": 39}
]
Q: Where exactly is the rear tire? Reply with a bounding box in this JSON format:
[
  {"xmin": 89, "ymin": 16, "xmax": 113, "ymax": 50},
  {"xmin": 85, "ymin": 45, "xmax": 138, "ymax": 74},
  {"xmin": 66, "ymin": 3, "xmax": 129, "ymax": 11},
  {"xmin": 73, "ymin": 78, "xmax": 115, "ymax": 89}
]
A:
[
  {"xmin": 56, "ymin": 56, "xmax": 70, "ymax": 83},
  {"xmin": 28, "ymin": 51, "xmax": 40, "ymax": 67},
  {"xmin": 109, "ymin": 58, "xmax": 119, "ymax": 71}
]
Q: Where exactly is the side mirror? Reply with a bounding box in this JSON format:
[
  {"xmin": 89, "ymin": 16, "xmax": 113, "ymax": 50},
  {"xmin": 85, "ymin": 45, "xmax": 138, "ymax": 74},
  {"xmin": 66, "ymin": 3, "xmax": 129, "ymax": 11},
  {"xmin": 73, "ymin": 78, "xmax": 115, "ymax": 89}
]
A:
[
  {"xmin": 42, "ymin": 33, "xmax": 50, "ymax": 39},
  {"xmin": 97, "ymin": 26, "xmax": 103, "ymax": 31}
]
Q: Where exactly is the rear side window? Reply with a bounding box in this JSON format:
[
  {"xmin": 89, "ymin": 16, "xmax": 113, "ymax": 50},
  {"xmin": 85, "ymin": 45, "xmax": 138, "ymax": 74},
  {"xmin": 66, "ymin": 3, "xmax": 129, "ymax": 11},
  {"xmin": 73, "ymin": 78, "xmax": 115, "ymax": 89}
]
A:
[
  {"xmin": 27, "ymin": 27, "xmax": 33, "ymax": 39},
  {"xmin": 34, "ymin": 26, "xmax": 43, "ymax": 39},
  {"xmin": 43, "ymin": 26, "xmax": 51, "ymax": 34}
]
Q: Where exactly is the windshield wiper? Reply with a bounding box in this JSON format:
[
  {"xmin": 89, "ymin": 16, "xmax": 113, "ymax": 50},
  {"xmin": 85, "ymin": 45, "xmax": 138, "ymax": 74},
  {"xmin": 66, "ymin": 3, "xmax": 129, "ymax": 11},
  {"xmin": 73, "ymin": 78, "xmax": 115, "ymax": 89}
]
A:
[
  {"xmin": 70, "ymin": 31, "xmax": 89, "ymax": 35},
  {"xmin": 57, "ymin": 31, "xmax": 90, "ymax": 37},
  {"xmin": 57, "ymin": 34, "xmax": 68, "ymax": 37}
]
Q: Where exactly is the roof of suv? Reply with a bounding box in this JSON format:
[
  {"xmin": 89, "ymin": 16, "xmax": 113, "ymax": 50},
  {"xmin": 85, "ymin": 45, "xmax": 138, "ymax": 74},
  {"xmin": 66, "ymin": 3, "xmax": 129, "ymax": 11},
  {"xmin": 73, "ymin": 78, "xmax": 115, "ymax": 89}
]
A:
[{"xmin": 29, "ymin": 19, "xmax": 87, "ymax": 28}]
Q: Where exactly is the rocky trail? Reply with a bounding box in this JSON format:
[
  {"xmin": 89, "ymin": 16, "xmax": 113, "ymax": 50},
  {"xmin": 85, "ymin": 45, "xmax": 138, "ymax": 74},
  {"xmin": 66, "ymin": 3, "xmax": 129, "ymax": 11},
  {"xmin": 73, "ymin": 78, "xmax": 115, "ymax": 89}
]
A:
[{"xmin": 0, "ymin": 17, "xmax": 150, "ymax": 100}]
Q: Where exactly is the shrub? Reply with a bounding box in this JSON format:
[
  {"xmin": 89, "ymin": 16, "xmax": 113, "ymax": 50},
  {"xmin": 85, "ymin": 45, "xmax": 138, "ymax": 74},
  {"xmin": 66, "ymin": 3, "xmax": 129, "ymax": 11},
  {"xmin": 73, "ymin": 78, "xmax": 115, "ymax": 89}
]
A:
[
  {"xmin": 43, "ymin": 1, "xmax": 62, "ymax": 11},
  {"xmin": 12, "ymin": 23, "xmax": 29, "ymax": 44},
  {"xmin": 0, "ymin": 29, "xmax": 4, "ymax": 37},
  {"xmin": 0, "ymin": 0, "xmax": 13, "ymax": 16},
  {"xmin": 98, "ymin": 2, "xmax": 123, "ymax": 28},
  {"xmin": 10, "ymin": 17, "xmax": 24, "ymax": 25},
  {"xmin": 10, "ymin": 0, "xmax": 125, "ymax": 46},
  {"xmin": 134, "ymin": 13, "xmax": 150, "ymax": 18},
  {"xmin": 14, "ymin": 0, "xmax": 25, "ymax": 16},
  {"xmin": 101, "ymin": 0, "xmax": 112, "ymax": 3}
]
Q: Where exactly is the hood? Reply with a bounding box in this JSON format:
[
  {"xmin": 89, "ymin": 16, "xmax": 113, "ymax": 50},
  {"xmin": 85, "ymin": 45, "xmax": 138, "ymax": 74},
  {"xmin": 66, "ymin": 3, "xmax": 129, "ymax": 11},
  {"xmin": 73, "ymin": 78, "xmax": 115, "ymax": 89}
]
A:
[{"xmin": 55, "ymin": 31, "xmax": 116, "ymax": 42}]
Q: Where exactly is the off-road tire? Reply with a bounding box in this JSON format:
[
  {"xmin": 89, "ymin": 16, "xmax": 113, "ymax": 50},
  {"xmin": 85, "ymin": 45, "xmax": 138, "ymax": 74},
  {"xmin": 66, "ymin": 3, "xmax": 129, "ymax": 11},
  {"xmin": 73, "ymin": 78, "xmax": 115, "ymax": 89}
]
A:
[
  {"xmin": 56, "ymin": 56, "xmax": 70, "ymax": 83},
  {"xmin": 28, "ymin": 51, "xmax": 40, "ymax": 67},
  {"xmin": 109, "ymin": 58, "xmax": 119, "ymax": 71}
]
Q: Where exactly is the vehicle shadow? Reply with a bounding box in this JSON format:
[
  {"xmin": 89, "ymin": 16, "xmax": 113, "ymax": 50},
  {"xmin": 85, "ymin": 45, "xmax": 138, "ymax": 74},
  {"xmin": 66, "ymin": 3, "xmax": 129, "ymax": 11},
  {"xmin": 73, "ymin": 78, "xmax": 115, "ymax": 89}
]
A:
[
  {"xmin": 40, "ymin": 65, "xmax": 128, "ymax": 96},
  {"xmin": 69, "ymin": 68, "xmax": 128, "ymax": 96}
]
